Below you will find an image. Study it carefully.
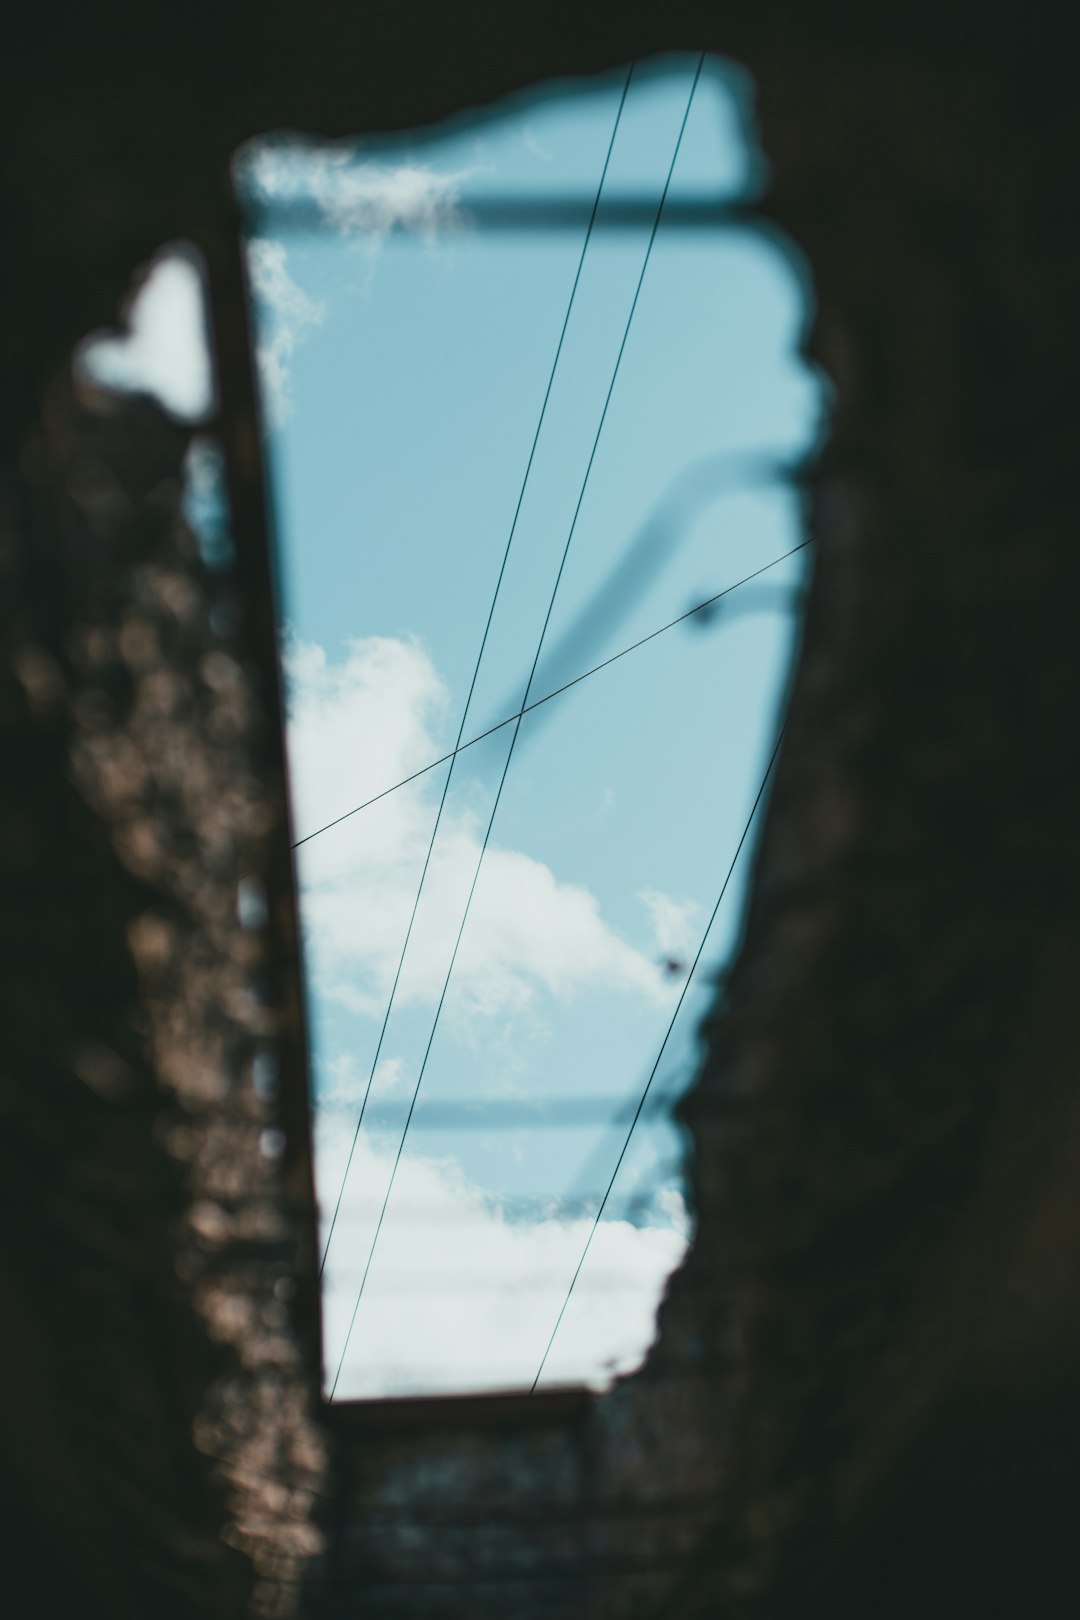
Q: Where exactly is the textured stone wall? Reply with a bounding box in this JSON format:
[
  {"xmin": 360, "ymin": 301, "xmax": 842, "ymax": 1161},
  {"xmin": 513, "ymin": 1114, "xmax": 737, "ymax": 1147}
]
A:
[
  {"xmin": 1, "ymin": 369, "xmax": 327, "ymax": 1614},
  {"xmin": 670, "ymin": 42, "xmax": 1080, "ymax": 1616}
]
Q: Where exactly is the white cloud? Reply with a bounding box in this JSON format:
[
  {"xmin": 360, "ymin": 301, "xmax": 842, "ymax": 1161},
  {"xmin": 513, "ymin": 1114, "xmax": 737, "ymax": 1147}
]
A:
[
  {"xmin": 76, "ymin": 249, "xmax": 216, "ymax": 421},
  {"xmin": 292, "ymin": 634, "xmax": 699, "ymax": 1394},
  {"xmin": 371, "ymin": 1056, "xmax": 408, "ymax": 1097},
  {"xmin": 237, "ymin": 141, "xmax": 474, "ymax": 241},
  {"xmin": 234, "ymin": 143, "xmax": 476, "ymax": 421},
  {"xmin": 245, "ymin": 239, "xmax": 325, "ymax": 424},
  {"xmin": 286, "ymin": 633, "xmax": 674, "ymax": 1024},
  {"xmin": 316, "ymin": 1111, "xmax": 690, "ymax": 1397},
  {"xmin": 639, "ymin": 887, "xmax": 701, "ymax": 962},
  {"xmin": 321, "ymin": 1052, "xmax": 408, "ymax": 1115},
  {"xmin": 656, "ymin": 1185, "xmax": 692, "ymax": 1238}
]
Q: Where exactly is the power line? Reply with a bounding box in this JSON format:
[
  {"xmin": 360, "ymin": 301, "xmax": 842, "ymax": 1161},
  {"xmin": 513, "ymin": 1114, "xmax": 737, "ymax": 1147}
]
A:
[
  {"xmin": 328, "ymin": 56, "xmax": 707, "ymax": 1401},
  {"xmin": 530, "ymin": 721, "xmax": 786, "ymax": 1392},
  {"xmin": 316, "ymin": 65, "xmax": 635, "ymax": 1280},
  {"xmin": 293, "ymin": 537, "xmax": 809, "ymax": 851}
]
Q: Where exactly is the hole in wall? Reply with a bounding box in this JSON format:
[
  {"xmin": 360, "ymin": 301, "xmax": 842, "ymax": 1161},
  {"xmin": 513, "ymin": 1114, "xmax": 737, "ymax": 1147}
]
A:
[
  {"xmin": 235, "ymin": 52, "xmax": 826, "ymax": 1401},
  {"xmin": 74, "ymin": 244, "xmax": 218, "ymax": 424}
]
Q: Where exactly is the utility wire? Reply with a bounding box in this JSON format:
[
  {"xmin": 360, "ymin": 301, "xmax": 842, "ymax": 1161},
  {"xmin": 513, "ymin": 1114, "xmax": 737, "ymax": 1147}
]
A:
[
  {"xmin": 294, "ymin": 537, "xmax": 810, "ymax": 851},
  {"xmin": 328, "ymin": 57, "xmax": 706, "ymax": 1400},
  {"xmin": 316, "ymin": 65, "xmax": 635, "ymax": 1279},
  {"xmin": 530, "ymin": 721, "xmax": 786, "ymax": 1393}
]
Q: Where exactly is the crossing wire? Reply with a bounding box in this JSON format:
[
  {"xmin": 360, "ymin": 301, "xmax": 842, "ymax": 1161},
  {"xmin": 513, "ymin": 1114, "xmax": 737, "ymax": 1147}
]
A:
[
  {"xmin": 293, "ymin": 536, "xmax": 810, "ymax": 851},
  {"xmin": 328, "ymin": 55, "xmax": 707, "ymax": 1400},
  {"xmin": 317, "ymin": 63, "xmax": 635, "ymax": 1279},
  {"xmin": 530, "ymin": 721, "xmax": 786, "ymax": 1392}
]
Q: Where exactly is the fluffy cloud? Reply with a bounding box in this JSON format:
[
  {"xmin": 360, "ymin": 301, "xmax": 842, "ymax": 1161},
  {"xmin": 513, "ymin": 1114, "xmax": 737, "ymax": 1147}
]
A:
[
  {"xmin": 286, "ymin": 632, "xmax": 678, "ymax": 1023},
  {"xmin": 639, "ymin": 888, "xmax": 701, "ymax": 963},
  {"xmin": 245, "ymin": 238, "xmax": 325, "ymax": 423},
  {"xmin": 291, "ymin": 632, "xmax": 698, "ymax": 1394},
  {"xmin": 75, "ymin": 249, "xmax": 216, "ymax": 421},
  {"xmin": 316, "ymin": 1111, "xmax": 691, "ymax": 1397},
  {"xmin": 234, "ymin": 142, "xmax": 475, "ymax": 421},
  {"xmin": 324, "ymin": 1050, "xmax": 407, "ymax": 1105},
  {"xmin": 236, "ymin": 140, "xmax": 474, "ymax": 240}
]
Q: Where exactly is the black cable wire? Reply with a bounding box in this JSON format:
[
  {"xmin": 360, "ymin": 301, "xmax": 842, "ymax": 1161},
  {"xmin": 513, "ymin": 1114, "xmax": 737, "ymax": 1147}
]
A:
[
  {"xmin": 293, "ymin": 536, "xmax": 810, "ymax": 851},
  {"xmin": 328, "ymin": 57, "xmax": 707, "ymax": 1401},
  {"xmin": 316, "ymin": 65, "xmax": 635, "ymax": 1279},
  {"xmin": 530, "ymin": 721, "xmax": 786, "ymax": 1392}
]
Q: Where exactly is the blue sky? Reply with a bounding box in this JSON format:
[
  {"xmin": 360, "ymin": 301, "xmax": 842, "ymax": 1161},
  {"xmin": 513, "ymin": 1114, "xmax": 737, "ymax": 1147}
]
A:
[
  {"xmin": 237, "ymin": 54, "xmax": 824, "ymax": 1397},
  {"xmin": 87, "ymin": 53, "xmax": 823, "ymax": 1399}
]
